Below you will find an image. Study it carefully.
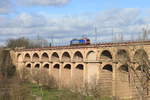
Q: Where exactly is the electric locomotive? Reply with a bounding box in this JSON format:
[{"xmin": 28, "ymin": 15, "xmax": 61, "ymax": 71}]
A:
[{"xmin": 70, "ymin": 38, "xmax": 90, "ymax": 46}]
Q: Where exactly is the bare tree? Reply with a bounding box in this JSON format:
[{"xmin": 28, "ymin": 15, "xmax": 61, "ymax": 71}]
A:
[{"xmin": 116, "ymin": 32, "xmax": 150, "ymax": 100}]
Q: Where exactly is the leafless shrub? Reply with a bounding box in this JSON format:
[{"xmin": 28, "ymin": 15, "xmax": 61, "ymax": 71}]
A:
[
  {"xmin": 18, "ymin": 67, "xmax": 32, "ymax": 82},
  {"xmin": 30, "ymin": 69, "xmax": 58, "ymax": 89},
  {"xmin": 72, "ymin": 77, "xmax": 108, "ymax": 99}
]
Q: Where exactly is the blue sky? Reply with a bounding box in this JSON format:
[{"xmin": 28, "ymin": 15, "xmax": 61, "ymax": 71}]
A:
[
  {"xmin": 0, "ymin": 0, "xmax": 150, "ymax": 45},
  {"xmin": 14, "ymin": 0, "xmax": 150, "ymax": 14}
]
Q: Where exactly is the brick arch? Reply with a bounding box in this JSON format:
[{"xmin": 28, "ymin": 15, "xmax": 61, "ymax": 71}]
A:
[
  {"xmin": 32, "ymin": 53, "xmax": 40, "ymax": 61},
  {"xmin": 86, "ymin": 50, "xmax": 96, "ymax": 61},
  {"xmin": 133, "ymin": 49, "xmax": 148, "ymax": 63},
  {"xmin": 100, "ymin": 50, "xmax": 113, "ymax": 60},
  {"xmin": 25, "ymin": 63, "xmax": 32, "ymax": 68},
  {"xmin": 76, "ymin": 64, "xmax": 84, "ymax": 70},
  {"xmin": 61, "ymin": 52, "xmax": 71, "ymax": 62},
  {"xmin": 53, "ymin": 63, "xmax": 60, "ymax": 69},
  {"xmin": 51, "ymin": 63, "xmax": 60, "ymax": 82},
  {"xmin": 117, "ymin": 64, "xmax": 130, "ymax": 97},
  {"xmin": 24, "ymin": 53, "xmax": 31, "ymax": 61},
  {"xmin": 51, "ymin": 52, "xmax": 59, "ymax": 62},
  {"xmin": 73, "ymin": 51, "xmax": 83, "ymax": 62},
  {"xmin": 43, "ymin": 63, "xmax": 50, "ymax": 69},
  {"xmin": 41, "ymin": 52, "xmax": 49, "ymax": 61},
  {"xmin": 119, "ymin": 64, "xmax": 129, "ymax": 72},
  {"xmin": 118, "ymin": 64, "xmax": 129, "ymax": 81},
  {"xmin": 17, "ymin": 53, "xmax": 24, "ymax": 69},
  {"xmin": 34, "ymin": 63, "xmax": 41, "ymax": 69},
  {"xmin": 61, "ymin": 64, "xmax": 72, "ymax": 87},
  {"xmin": 100, "ymin": 64, "xmax": 113, "ymax": 96},
  {"xmin": 102, "ymin": 64, "xmax": 113, "ymax": 72},
  {"xmin": 116, "ymin": 49, "xmax": 130, "ymax": 63},
  {"xmin": 64, "ymin": 64, "xmax": 71, "ymax": 69},
  {"xmin": 73, "ymin": 64, "xmax": 84, "ymax": 87},
  {"xmin": 17, "ymin": 53, "xmax": 23, "ymax": 62}
]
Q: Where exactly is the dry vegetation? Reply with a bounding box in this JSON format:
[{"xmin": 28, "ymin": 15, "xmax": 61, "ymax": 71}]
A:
[{"xmin": 0, "ymin": 49, "xmax": 35, "ymax": 100}]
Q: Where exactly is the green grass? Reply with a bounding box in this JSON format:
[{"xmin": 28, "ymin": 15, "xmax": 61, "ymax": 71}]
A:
[{"xmin": 25, "ymin": 83, "xmax": 112, "ymax": 100}]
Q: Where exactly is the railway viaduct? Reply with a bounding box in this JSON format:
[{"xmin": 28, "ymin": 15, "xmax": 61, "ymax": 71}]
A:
[{"xmin": 11, "ymin": 41, "xmax": 150, "ymax": 99}]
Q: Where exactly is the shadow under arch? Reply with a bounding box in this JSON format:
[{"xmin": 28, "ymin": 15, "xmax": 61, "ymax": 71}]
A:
[
  {"xmin": 26, "ymin": 63, "xmax": 31, "ymax": 68},
  {"xmin": 62, "ymin": 52, "xmax": 71, "ymax": 62},
  {"xmin": 100, "ymin": 50, "xmax": 112, "ymax": 60},
  {"xmin": 119, "ymin": 64, "xmax": 129, "ymax": 72},
  {"xmin": 41, "ymin": 52, "xmax": 49, "ymax": 61},
  {"xmin": 102, "ymin": 64, "xmax": 113, "ymax": 72},
  {"xmin": 43, "ymin": 63, "xmax": 49, "ymax": 69},
  {"xmin": 117, "ymin": 49, "xmax": 130, "ymax": 64},
  {"xmin": 53, "ymin": 64, "xmax": 60, "ymax": 69},
  {"xmin": 24, "ymin": 53, "xmax": 31, "ymax": 61},
  {"xmin": 33, "ymin": 53, "xmax": 39, "ymax": 61},
  {"xmin": 51, "ymin": 52, "xmax": 59, "ymax": 62},
  {"xmin": 76, "ymin": 64, "xmax": 84, "ymax": 70},
  {"xmin": 73, "ymin": 51, "xmax": 83, "ymax": 62},
  {"xmin": 64, "ymin": 64, "xmax": 71, "ymax": 69},
  {"xmin": 34, "ymin": 63, "xmax": 40, "ymax": 69},
  {"xmin": 133, "ymin": 49, "xmax": 148, "ymax": 63}
]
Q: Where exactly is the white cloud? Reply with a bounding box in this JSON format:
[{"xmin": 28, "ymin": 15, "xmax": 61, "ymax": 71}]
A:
[
  {"xmin": 17, "ymin": 0, "xmax": 70, "ymax": 6},
  {"xmin": 0, "ymin": 8, "xmax": 150, "ymax": 45}
]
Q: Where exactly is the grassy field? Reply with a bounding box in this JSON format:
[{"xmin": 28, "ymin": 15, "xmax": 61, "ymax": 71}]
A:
[{"xmin": 25, "ymin": 83, "xmax": 112, "ymax": 100}]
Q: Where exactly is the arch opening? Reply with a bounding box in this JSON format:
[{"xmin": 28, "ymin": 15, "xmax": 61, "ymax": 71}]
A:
[
  {"xmin": 133, "ymin": 49, "xmax": 148, "ymax": 63},
  {"xmin": 24, "ymin": 53, "xmax": 31, "ymax": 61},
  {"xmin": 51, "ymin": 52, "xmax": 59, "ymax": 62},
  {"xmin": 62, "ymin": 52, "xmax": 71, "ymax": 62},
  {"xmin": 102, "ymin": 64, "xmax": 113, "ymax": 72},
  {"xmin": 76, "ymin": 64, "xmax": 84, "ymax": 70},
  {"xmin": 17, "ymin": 54, "xmax": 23, "ymax": 62},
  {"xmin": 35, "ymin": 64, "xmax": 40, "ymax": 68},
  {"xmin": 73, "ymin": 51, "xmax": 83, "ymax": 62},
  {"xmin": 86, "ymin": 51, "xmax": 96, "ymax": 61},
  {"xmin": 119, "ymin": 64, "xmax": 129, "ymax": 72},
  {"xmin": 117, "ymin": 49, "xmax": 130, "ymax": 63},
  {"xmin": 100, "ymin": 50, "xmax": 112, "ymax": 60},
  {"xmin": 64, "ymin": 64, "xmax": 71, "ymax": 69},
  {"xmin": 136, "ymin": 65, "xmax": 148, "ymax": 72},
  {"xmin": 26, "ymin": 63, "xmax": 31, "ymax": 68},
  {"xmin": 42, "ymin": 53, "xmax": 49, "ymax": 61},
  {"xmin": 44, "ymin": 64, "xmax": 49, "ymax": 69},
  {"xmin": 33, "ymin": 53, "xmax": 39, "ymax": 61},
  {"xmin": 53, "ymin": 64, "xmax": 60, "ymax": 69},
  {"xmin": 17, "ymin": 54, "xmax": 24, "ymax": 68}
]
